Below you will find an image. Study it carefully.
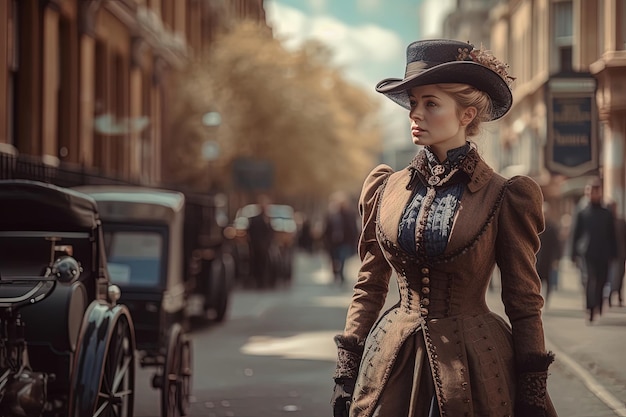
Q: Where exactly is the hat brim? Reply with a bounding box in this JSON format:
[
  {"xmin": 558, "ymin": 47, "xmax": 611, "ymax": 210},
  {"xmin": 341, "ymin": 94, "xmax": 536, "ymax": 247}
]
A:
[{"xmin": 376, "ymin": 61, "xmax": 512, "ymax": 120}]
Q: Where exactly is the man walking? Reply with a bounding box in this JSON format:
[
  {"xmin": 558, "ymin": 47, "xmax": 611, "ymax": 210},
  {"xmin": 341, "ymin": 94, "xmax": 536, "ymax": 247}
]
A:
[
  {"xmin": 571, "ymin": 178, "xmax": 617, "ymax": 323},
  {"xmin": 247, "ymin": 194, "xmax": 275, "ymax": 289},
  {"xmin": 323, "ymin": 192, "xmax": 359, "ymax": 286}
]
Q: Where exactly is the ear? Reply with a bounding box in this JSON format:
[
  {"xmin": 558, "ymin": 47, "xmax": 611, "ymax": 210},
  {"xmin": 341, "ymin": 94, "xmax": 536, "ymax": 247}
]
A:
[{"xmin": 460, "ymin": 107, "xmax": 477, "ymax": 126}]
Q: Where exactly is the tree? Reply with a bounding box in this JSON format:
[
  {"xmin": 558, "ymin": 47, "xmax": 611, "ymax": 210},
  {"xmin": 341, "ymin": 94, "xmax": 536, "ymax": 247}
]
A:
[{"xmin": 165, "ymin": 20, "xmax": 383, "ymax": 202}]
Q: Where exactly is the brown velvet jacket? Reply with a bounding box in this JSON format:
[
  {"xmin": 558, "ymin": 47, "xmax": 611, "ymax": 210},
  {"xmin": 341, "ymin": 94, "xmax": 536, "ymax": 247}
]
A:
[{"xmin": 334, "ymin": 149, "xmax": 557, "ymax": 417}]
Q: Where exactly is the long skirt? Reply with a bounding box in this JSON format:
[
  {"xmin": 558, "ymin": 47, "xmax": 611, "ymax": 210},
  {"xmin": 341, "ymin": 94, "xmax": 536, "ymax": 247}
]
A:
[{"xmin": 370, "ymin": 332, "xmax": 439, "ymax": 417}]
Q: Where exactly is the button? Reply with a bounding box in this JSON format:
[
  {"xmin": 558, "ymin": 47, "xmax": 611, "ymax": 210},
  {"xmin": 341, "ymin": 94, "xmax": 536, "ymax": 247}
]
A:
[
  {"xmin": 422, "ymin": 298, "xmax": 430, "ymax": 306},
  {"xmin": 422, "ymin": 287, "xmax": 430, "ymax": 294},
  {"xmin": 421, "ymin": 267, "xmax": 430, "ymax": 274},
  {"xmin": 420, "ymin": 308, "xmax": 429, "ymax": 315},
  {"xmin": 422, "ymin": 277, "xmax": 430, "ymax": 285}
]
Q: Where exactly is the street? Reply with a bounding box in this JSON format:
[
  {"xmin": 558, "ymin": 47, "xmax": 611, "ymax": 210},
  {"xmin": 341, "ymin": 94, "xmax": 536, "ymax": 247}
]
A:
[{"xmin": 132, "ymin": 251, "xmax": 626, "ymax": 417}]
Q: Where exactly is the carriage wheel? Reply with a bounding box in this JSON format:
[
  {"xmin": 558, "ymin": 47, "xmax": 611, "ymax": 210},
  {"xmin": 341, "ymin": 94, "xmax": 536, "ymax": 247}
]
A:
[
  {"xmin": 70, "ymin": 304, "xmax": 136, "ymax": 417},
  {"xmin": 161, "ymin": 323, "xmax": 192, "ymax": 417},
  {"xmin": 178, "ymin": 337, "xmax": 193, "ymax": 415},
  {"xmin": 211, "ymin": 259, "xmax": 229, "ymax": 323}
]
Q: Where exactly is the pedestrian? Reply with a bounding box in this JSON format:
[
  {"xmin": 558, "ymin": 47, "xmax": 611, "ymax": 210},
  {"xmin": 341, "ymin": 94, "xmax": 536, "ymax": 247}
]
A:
[
  {"xmin": 606, "ymin": 201, "xmax": 625, "ymax": 307},
  {"xmin": 247, "ymin": 194, "xmax": 275, "ymax": 289},
  {"xmin": 330, "ymin": 39, "xmax": 557, "ymax": 417},
  {"xmin": 570, "ymin": 178, "xmax": 617, "ymax": 322},
  {"xmin": 323, "ymin": 192, "xmax": 359, "ymax": 285},
  {"xmin": 536, "ymin": 202, "xmax": 562, "ymax": 307},
  {"xmin": 297, "ymin": 212, "xmax": 315, "ymax": 253}
]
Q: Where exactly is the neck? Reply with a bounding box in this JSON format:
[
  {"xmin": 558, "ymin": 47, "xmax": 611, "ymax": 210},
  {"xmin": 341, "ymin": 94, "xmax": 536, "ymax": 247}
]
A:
[{"xmin": 429, "ymin": 140, "xmax": 468, "ymax": 163}]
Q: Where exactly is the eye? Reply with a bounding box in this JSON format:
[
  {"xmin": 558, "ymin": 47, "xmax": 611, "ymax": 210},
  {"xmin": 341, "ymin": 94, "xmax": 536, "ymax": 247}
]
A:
[
  {"xmin": 426, "ymin": 100, "xmax": 437, "ymax": 107},
  {"xmin": 409, "ymin": 98, "xmax": 417, "ymax": 108}
]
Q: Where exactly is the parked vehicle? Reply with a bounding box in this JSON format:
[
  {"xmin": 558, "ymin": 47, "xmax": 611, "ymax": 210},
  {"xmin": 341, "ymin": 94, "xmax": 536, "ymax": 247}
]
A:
[
  {"xmin": 0, "ymin": 179, "xmax": 136, "ymax": 417},
  {"xmin": 75, "ymin": 186, "xmax": 234, "ymax": 325},
  {"xmin": 73, "ymin": 185, "xmax": 194, "ymax": 416},
  {"xmin": 228, "ymin": 203, "xmax": 297, "ymax": 288},
  {"xmin": 183, "ymin": 192, "xmax": 235, "ymax": 323}
]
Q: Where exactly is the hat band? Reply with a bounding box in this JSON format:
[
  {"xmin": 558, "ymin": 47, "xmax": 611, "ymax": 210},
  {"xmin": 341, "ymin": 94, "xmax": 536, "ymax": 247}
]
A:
[{"xmin": 405, "ymin": 60, "xmax": 439, "ymax": 77}]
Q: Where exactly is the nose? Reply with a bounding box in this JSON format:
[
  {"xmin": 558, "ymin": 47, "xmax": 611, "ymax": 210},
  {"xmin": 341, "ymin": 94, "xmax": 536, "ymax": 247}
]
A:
[{"xmin": 409, "ymin": 103, "xmax": 423, "ymax": 121}]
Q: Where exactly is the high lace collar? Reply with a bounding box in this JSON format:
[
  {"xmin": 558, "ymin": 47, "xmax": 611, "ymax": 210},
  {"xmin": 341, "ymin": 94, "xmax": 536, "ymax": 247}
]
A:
[
  {"xmin": 425, "ymin": 143, "xmax": 470, "ymax": 171},
  {"xmin": 407, "ymin": 142, "xmax": 480, "ymax": 189}
]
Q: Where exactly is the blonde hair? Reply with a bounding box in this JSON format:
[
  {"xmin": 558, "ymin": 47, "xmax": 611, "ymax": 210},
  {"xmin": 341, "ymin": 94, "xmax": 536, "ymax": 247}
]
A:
[{"xmin": 437, "ymin": 83, "xmax": 493, "ymax": 137}]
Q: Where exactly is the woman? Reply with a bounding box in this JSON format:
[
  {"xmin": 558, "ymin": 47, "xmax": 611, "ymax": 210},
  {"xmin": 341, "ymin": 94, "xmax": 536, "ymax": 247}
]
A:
[{"xmin": 330, "ymin": 39, "xmax": 557, "ymax": 417}]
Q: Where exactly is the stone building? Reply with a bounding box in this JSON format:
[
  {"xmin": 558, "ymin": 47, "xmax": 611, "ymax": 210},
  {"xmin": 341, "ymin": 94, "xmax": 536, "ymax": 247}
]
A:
[
  {"xmin": 440, "ymin": 0, "xmax": 625, "ymax": 218},
  {"xmin": 0, "ymin": 0, "xmax": 267, "ymax": 186}
]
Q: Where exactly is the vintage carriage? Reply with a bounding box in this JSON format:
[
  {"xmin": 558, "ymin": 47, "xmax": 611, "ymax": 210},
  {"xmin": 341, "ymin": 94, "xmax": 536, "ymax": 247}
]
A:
[
  {"xmin": 0, "ymin": 179, "xmax": 136, "ymax": 417},
  {"xmin": 73, "ymin": 185, "xmax": 196, "ymax": 417}
]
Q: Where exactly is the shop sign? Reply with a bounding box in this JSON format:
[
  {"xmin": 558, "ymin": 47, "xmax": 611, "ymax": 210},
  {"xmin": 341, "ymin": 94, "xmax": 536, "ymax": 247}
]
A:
[
  {"xmin": 232, "ymin": 157, "xmax": 274, "ymax": 190},
  {"xmin": 546, "ymin": 94, "xmax": 597, "ymax": 176}
]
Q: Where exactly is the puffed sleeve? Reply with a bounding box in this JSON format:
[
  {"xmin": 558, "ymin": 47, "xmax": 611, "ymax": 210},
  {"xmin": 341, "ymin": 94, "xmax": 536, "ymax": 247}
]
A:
[
  {"xmin": 333, "ymin": 164, "xmax": 394, "ymax": 381},
  {"xmin": 495, "ymin": 175, "xmax": 555, "ymax": 416}
]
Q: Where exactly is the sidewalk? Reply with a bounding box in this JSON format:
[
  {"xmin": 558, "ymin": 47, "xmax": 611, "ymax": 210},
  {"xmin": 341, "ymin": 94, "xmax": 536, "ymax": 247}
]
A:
[{"xmin": 487, "ymin": 258, "xmax": 626, "ymax": 414}]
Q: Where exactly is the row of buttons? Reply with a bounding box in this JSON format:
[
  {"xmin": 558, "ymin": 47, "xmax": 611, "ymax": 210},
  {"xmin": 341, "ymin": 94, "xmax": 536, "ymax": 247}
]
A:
[{"xmin": 420, "ymin": 266, "xmax": 430, "ymax": 316}]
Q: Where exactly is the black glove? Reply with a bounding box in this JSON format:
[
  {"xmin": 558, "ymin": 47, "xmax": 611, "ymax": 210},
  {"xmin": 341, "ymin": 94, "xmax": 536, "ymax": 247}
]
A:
[
  {"xmin": 330, "ymin": 379, "xmax": 354, "ymax": 417},
  {"xmin": 514, "ymin": 352, "xmax": 555, "ymax": 417}
]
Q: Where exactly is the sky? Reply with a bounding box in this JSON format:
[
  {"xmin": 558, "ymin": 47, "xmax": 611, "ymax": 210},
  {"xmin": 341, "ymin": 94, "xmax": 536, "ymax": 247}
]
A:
[{"xmin": 264, "ymin": 0, "xmax": 455, "ymax": 154}]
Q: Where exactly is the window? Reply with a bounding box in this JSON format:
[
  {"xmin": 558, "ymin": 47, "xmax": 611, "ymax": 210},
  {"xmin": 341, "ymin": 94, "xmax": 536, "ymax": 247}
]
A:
[
  {"xmin": 620, "ymin": 0, "xmax": 626, "ymax": 50},
  {"xmin": 554, "ymin": 1, "xmax": 573, "ymax": 42},
  {"xmin": 8, "ymin": 0, "xmax": 19, "ymax": 145},
  {"xmin": 105, "ymin": 231, "xmax": 164, "ymax": 287},
  {"xmin": 553, "ymin": 1, "xmax": 573, "ymax": 72}
]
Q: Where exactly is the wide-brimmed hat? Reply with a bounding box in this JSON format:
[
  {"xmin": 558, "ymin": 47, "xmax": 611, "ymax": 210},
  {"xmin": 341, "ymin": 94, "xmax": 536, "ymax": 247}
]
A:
[{"xmin": 376, "ymin": 39, "xmax": 514, "ymax": 120}]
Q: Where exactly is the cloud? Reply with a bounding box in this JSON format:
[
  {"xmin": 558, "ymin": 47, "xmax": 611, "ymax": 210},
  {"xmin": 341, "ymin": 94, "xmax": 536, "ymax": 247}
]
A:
[
  {"xmin": 266, "ymin": 2, "xmax": 403, "ymax": 90},
  {"xmin": 266, "ymin": 2, "xmax": 411, "ymax": 151},
  {"xmin": 307, "ymin": 0, "xmax": 328, "ymax": 14},
  {"xmin": 357, "ymin": 0, "xmax": 382, "ymax": 13},
  {"xmin": 419, "ymin": 0, "xmax": 455, "ymax": 38}
]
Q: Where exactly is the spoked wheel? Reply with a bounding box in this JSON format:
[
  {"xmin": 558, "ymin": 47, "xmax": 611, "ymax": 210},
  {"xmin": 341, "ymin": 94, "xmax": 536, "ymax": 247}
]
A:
[
  {"xmin": 70, "ymin": 303, "xmax": 136, "ymax": 417},
  {"xmin": 178, "ymin": 337, "xmax": 193, "ymax": 415},
  {"xmin": 161, "ymin": 323, "xmax": 192, "ymax": 417}
]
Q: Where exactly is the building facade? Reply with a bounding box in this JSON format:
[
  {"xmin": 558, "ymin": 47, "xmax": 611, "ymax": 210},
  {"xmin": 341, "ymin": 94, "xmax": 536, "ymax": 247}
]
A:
[
  {"xmin": 588, "ymin": 0, "xmax": 626, "ymax": 213},
  {"xmin": 501, "ymin": 0, "xmax": 625, "ymax": 216},
  {"xmin": 0, "ymin": 0, "xmax": 267, "ymax": 187},
  {"xmin": 439, "ymin": 0, "xmax": 626, "ymax": 220}
]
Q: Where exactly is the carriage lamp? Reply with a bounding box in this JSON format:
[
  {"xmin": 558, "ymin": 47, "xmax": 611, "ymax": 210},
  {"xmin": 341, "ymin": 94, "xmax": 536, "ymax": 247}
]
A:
[
  {"xmin": 51, "ymin": 256, "xmax": 82, "ymax": 284},
  {"xmin": 108, "ymin": 284, "xmax": 122, "ymax": 305}
]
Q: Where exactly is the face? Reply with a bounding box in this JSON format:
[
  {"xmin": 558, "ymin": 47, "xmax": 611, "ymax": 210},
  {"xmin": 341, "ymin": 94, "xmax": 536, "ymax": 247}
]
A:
[
  {"xmin": 585, "ymin": 185, "xmax": 602, "ymax": 204},
  {"xmin": 408, "ymin": 84, "xmax": 474, "ymax": 160}
]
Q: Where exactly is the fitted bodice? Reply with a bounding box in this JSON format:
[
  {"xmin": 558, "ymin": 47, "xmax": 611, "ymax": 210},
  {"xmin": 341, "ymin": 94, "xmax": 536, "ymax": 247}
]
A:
[{"xmin": 393, "ymin": 262, "xmax": 490, "ymax": 319}]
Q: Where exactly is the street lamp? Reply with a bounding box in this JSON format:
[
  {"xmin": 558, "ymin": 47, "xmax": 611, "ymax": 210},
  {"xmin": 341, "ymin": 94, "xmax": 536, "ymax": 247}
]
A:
[
  {"xmin": 202, "ymin": 111, "xmax": 222, "ymax": 128},
  {"xmin": 202, "ymin": 111, "xmax": 221, "ymax": 191}
]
